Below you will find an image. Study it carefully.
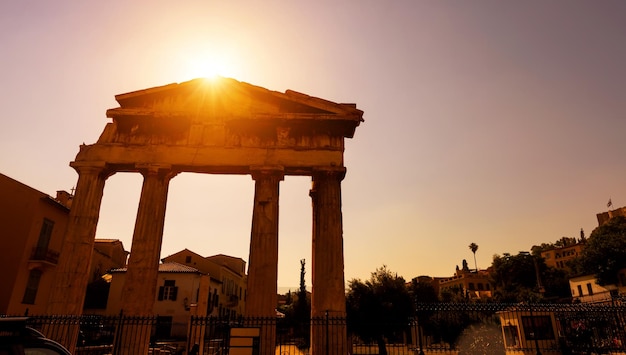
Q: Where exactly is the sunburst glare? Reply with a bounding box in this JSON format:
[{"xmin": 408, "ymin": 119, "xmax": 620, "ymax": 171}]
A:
[{"xmin": 181, "ymin": 53, "xmax": 238, "ymax": 81}]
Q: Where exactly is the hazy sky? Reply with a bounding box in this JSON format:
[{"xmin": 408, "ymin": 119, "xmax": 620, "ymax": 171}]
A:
[{"xmin": 2, "ymin": 1, "xmax": 625, "ymax": 289}]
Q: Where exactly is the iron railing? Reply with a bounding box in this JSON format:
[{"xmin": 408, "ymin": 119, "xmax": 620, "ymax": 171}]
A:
[
  {"xmin": 29, "ymin": 246, "xmax": 60, "ymax": 264},
  {"xmin": 4, "ymin": 301, "xmax": 626, "ymax": 355}
]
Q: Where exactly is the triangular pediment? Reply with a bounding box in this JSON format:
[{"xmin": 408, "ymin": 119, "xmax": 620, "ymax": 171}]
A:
[{"xmin": 107, "ymin": 77, "xmax": 362, "ymax": 122}]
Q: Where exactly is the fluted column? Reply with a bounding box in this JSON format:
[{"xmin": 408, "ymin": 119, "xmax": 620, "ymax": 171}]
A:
[
  {"xmin": 246, "ymin": 166, "xmax": 283, "ymax": 355},
  {"xmin": 46, "ymin": 162, "xmax": 111, "ymax": 352},
  {"xmin": 116, "ymin": 165, "xmax": 176, "ymax": 355},
  {"xmin": 310, "ymin": 167, "xmax": 347, "ymax": 355}
]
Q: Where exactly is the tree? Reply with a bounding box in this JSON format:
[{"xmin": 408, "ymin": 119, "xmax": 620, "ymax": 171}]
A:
[
  {"xmin": 490, "ymin": 252, "xmax": 541, "ymax": 302},
  {"xmin": 295, "ymin": 259, "xmax": 309, "ymax": 320},
  {"xmin": 409, "ymin": 276, "xmax": 439, "ymax": 303},
  {"xmin": 277, "ymin": 260, "xmax": 310, "ymax": 348},
  {"xmin": 292, "ymin": 259, "xmax": 310, "ymax": 348},
  {"xmin": 580, "ymin": 216, "xmax": 626, "ymax": 286},
  {"xmin": 346, "ymin": 266, "xmax": 412, "ymax": 355},
  {"xmin": 489, "ymin": 252, "xmax": 570, "ymax": 302},
  {"xmin": 469, "ymin": 243, "xmax": 479, "ymax": 271}
]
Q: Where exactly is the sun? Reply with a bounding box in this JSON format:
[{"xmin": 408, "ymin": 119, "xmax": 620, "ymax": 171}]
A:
[{"xmin": 182, "ymin": 55, "xmax": 236, "ymax": 81}]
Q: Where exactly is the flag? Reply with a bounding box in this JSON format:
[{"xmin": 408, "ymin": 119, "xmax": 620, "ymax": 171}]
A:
[{"xmin": 607, "ymin": 198, "xmax": 613, "ymax": 208}]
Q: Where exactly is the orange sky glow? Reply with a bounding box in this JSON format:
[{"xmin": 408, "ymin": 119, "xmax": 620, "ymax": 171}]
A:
[{"xmin": 1, "ymin": 1, "xmax": 625, "ymax": 289}]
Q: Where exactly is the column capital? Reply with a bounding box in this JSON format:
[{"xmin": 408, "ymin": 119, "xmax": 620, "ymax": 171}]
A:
[
  {"xmin": 70, "ymin": 161, "xmax": 114, "ymax": 178},
  {"xmin": 250, "ymin": 165, "xmax": 285, "ymax": 181},
  {"xmin": 136, "ymin": 163, "xmax": 178, "ymax": 180},
  {"xmin": 312, "ymin": 166, "xmax": 346, "ymax": 181}
]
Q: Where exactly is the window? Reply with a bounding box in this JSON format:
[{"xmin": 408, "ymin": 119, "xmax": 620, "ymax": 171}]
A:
[
  {"xmin": 37, "ymin": 219, "xmax": 54, "ymax": 250},
  {"xmin": 586, "ymin": 283, "xmax": 593, "ymax": 295},
  {"xmin": 477, "ymin": 283, "xmax": 484, "ymax": 291},
  {"xmin": 22, "ymin": 269, "xmax": 43, "ymax": 304},
  {"xmin": 468, "ymin": 283, "xmax": 475, "ymax": 291},
  {"xmin": 522, "ymin": 316, "xmax": 554, "ymax": 340},
  {"xmin": 577, "ymin": 285, "xmax": 583, "ymax": 297},
  {"xmin": 185, "ymin": 255, "xmax": 192, "ymax": 263},
  {"xmin": 158, "ymin": 280, "xmax": 178, "ymax": 301}
]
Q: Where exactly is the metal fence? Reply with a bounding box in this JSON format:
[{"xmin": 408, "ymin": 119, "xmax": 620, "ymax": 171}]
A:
[
  {"xmin": 5, "ymin": 302, "xmax": 626, "ymax": 355},
  {"xmin": 411, "ymin": 302, "xmax": 626, "ymax": 355}
]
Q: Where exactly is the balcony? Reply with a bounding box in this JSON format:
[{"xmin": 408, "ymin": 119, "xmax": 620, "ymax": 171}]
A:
[{"xmin": 29, "ymin": 247, "xmax": 60, "ymax": 267}]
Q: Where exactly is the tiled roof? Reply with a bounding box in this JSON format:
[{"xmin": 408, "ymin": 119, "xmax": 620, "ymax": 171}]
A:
[{"xmin": 111, "ymin": 261, "xmax": 199, "ymax": 273}]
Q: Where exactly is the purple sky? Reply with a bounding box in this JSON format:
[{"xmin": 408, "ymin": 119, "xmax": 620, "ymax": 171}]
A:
[{"xmin": 1, "ymin": 1, "xmax": 625, "ymax": 289}]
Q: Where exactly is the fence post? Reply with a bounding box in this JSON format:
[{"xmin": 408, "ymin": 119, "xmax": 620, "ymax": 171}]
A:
[
  {"xmin": 529, "ymin": 304, "xmax": 542, "ymax": 355},
  {"xmin": 414, "ymin": 315, "xmax": 424, "ymax": 355},
  {"xmin": 325, "ymin": 311, "xmax": 329, "ymax": 355},
  {"xmin": 113, "ymin": 309, "xmax": 124, "ymax": 354}
]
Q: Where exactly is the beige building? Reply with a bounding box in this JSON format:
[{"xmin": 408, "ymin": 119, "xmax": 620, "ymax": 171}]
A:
[
  {"xmin": 569, "ymin": 269, "xmax": 626, "ymax": 304},
  {"xmin": 569, "ymin": 275, "xmax": 613, "ymax": 304},
  {"xmin": 0, "ymin": 173, "xmax": 71, "ymax": 315},
  {"xmin": 162, "ymin": 249, "xmax": 247, "ymax": 317},
  {"xmin": 540, "ymin": 243, "xmax": 584, "ymax": 271},
  {"xmin": 0, "ymin": 172, "xmax": 130, "ymax": 315},
  {"xmin": 437, "ymin": 260, "xmax": 492, "ymax": 300},
  {"xmin": 106, "ymin": 261, "xmax": 210, "ymax": 339}
]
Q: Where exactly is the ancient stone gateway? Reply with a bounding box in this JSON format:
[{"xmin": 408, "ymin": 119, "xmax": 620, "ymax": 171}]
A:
[{"xmin": 47, "ymin": 78, "xmax": 363, "ymax": 354}]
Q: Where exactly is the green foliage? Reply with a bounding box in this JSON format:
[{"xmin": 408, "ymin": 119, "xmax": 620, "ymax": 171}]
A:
[
  {"xmin": 277, "ymin": 260, "xmax": 310, "ymax": 350},
  {"xmin": 531, "ymin": 236, "xmax": 581, "ymax": 254},
  {"xmin": 346, "ymin": 266, "xmax": 412, "ymax": 355},
  {"xmin": 490, "ymin": 253, "xmax": 538, "ymax": 302},
  {"xmin": 295, "ymin": 259, "xmax": 310, "ymax": 322},
  {"xmin": 580, "ymin": 216, "xmax": 626, "ymax": 286},
  {"xmin": 469, "ymin": 242, "xmax": 479, "ymax": 271},
  {"xmin": 440, "ymin": 284, "xmax": 467, "ymax": 303},
  {"xmin": 489, "ymin": 252, "xmax": 569, "ymax": 302},
  {"xmin": 409, "ymin": 277, "xmax": 439, "ymax": 303}
]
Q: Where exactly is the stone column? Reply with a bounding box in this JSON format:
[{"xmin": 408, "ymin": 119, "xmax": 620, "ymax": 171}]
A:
[
  {"xmin": 115, "ymin": 165, "xmax": 176, "ymax": 355},
  {"xmin": 46, "ymin": 162, "xmax": 111, "ymax": 352},
  {"xmin": 310, "ymin": 167, "xmax": 347, "ymax": 355},
  {"xmin": 246, "ymin": 166, "xmax": 283, "ymax": 355}
]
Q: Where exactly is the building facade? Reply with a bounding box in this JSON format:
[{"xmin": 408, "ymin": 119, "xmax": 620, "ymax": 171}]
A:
[
  {"xmin": 162, "ymin": 249, "xmax": 247, "ymax": 317},
  {"xmin": 0, "ymin": 173, "xmax": 131, "ymax": 316},
  {"xmin": 541, "ymin": 242, "xmax": 584, "ymax": 271},
  {"xmin": 106, "ymin": 262, "xmax": 210, "ymax": 339},
  {"xmin": 569, "ymin": 274, "xmax": 613, "ymax": 304},
  {"xmin": 437, "ymin": 260, "xmax": 492, "ymax": 300},
  {"xmin": 0, "ymin": 173, "xmax": 71, "ymax": 315}
]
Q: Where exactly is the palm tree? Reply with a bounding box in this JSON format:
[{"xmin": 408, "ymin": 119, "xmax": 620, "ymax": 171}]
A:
[{"xmin": 468, "ymin": 243, "xmax": 478, "ymax": 271}]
